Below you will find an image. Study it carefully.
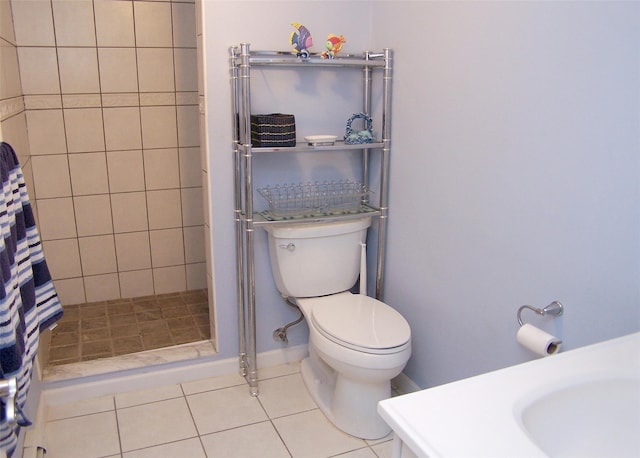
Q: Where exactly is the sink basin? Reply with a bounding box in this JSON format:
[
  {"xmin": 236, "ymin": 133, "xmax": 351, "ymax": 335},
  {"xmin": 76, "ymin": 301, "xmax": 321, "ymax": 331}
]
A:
[
  {"xmin": 520, "ymin": 378, "xmax": 640, "ymax": 457},
  {"xmin": 378, "ymin": 333, "xmax": 640, "ymax": 458}
]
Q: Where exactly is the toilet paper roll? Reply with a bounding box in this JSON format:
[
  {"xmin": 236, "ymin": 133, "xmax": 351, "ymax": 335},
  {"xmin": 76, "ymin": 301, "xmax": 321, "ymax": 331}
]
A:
[{"xmin": 516, "ymin": 323, "xmax": 562, "ymax": 357}]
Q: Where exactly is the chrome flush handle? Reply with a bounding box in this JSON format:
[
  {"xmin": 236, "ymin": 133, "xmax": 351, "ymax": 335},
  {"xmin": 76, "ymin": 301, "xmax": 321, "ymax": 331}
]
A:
[{"xmin": 279, "ymin": 243, "xmax": 296, "ymax": 252}]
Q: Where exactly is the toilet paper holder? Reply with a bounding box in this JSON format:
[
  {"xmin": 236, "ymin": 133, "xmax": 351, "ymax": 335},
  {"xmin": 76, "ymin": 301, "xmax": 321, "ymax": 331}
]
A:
[{"xmin": 517, "ymin": 301, "xmax": 563, "ymax": 326}]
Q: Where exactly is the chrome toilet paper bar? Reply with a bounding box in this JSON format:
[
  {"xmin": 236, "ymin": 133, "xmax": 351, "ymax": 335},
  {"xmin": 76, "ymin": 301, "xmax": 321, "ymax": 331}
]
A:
[{"xmin": 517, "ymin": 301, "xmax": 564, "ymax": 327}]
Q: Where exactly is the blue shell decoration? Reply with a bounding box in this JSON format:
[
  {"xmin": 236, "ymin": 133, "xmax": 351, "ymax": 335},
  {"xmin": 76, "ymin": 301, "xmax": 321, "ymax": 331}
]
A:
[{"xmin": 344, "ymin": 113, "xmax": 375, "ymax": 144}]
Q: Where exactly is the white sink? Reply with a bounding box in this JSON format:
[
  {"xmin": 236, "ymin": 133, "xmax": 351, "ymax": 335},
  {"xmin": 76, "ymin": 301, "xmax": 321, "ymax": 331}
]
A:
[
  {"xmin": 378, "ymin": 333, "xmax": 640, "ymax": 458},
  {"xmin": 519, "ymin": 378, "xmax": 640, "ymax": 457}
]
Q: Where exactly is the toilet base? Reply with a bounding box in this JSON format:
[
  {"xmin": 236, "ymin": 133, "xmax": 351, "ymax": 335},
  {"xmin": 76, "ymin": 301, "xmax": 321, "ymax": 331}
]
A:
[{"xmin": 300, "ymin": 351, "xmax": 392, "ymax": 440}]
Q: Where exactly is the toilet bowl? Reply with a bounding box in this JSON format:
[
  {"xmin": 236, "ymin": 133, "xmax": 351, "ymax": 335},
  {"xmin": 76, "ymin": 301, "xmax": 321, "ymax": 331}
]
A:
[
  {"xmin": 296, "ymin": 292, "xmax": 411, "ymax": 439},
  {"xmin": 263, "ymin": 217, "xmax": 411, "ymax": 439}
]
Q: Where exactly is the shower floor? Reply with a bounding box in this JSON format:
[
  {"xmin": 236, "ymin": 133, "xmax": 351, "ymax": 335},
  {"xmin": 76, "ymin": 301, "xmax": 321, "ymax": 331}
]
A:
[{"xmin": 48, "ymin": 290, "xmax": 210, "ymax": 366}]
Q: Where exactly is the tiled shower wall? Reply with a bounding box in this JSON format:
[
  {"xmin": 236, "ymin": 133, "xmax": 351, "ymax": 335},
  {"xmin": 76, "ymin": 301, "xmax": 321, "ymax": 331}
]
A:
[
  {"xmin": 0, "ymin": 0, "xmax": 30, "ymax": 165},
  {"xmin": 10, "ymin": 0, "xmax": 205, "ymax": 305}
]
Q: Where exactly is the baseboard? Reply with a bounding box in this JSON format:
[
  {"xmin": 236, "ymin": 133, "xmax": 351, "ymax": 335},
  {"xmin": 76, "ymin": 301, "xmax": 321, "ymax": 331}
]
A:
[{"xmin": 392, "ymin": 372, "xmax": 421, "ymax": 395}]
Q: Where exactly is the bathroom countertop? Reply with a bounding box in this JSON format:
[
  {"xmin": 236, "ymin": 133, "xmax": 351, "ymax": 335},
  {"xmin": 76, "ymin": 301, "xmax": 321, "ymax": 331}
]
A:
[{"xmin": 378, "ymin": 332, "xmax": 640, "ymax": 458}]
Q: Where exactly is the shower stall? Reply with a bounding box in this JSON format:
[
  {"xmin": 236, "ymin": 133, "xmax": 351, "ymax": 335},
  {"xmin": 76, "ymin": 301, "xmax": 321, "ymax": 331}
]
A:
[{"xmin": 1, "ymin": 0, "xmax": 213, "ymax": 369}]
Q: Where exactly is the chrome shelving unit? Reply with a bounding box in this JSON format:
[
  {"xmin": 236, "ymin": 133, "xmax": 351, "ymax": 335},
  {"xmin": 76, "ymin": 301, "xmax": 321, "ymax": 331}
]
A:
[{"xmin": 230, "ymin": 43, "xmax": 393, "ymax": 395}]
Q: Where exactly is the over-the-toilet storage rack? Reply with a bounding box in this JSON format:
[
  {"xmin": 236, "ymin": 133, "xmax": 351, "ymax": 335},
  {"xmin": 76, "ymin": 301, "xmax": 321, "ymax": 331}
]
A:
[{"xmin": 230, "ymin": 43, "xmax": 393, "ymax": 395}]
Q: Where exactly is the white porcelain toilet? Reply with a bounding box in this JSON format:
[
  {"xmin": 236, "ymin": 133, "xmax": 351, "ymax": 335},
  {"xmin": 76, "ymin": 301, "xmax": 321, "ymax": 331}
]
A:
[{"xmin": 264, "ymin": 216, "xmax": 411, "ymax": 439}]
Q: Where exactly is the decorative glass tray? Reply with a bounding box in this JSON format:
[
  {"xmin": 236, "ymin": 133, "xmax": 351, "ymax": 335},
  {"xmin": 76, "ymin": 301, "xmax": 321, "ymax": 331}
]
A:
[{"xmin": 257, "ymin": 180, "xmax": 372, "ymax": 218}]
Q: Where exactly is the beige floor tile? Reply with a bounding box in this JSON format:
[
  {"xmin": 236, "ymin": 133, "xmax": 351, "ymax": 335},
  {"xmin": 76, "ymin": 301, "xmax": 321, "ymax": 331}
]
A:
[
  {"xmin": 273, "ymin": 409, "xmax": 366, "ymax": 458},
  {"xmin": 187, "ymin": 384, "xmax": 268, "ymax": 435},
  {"xmin": 370, "ymin": 439, "xmax": 394, "ymax": 458},
  {"xmin": 258, "ymin": 361, "xmax": 301, "ymax": 380},
  {"xmin": 180, "ymin": 372, "xmax": 246, "ymax": 395},
  {"xmin": 257, "ymin": 373, "xmax": 316, "ymax": 418},
  {"xmin": 200, "ymin": 421, "xmax": 290, "ymax": 458},
  {"xmin": 44, "ymin": 411, "xmax": 120, "ymax": 458},
  {"xmin": 122, "ymin": 437, "xmax": 206, "ymax": 458},
  {"xmin": 47, "ymin": 395, "xmax": 114, "ymax": 421},
  {"xmin": 117, "ymin": 397, "xmax": 197, "ymax": 452},
  {"xmin": 115, "ymin": 383, "xmax": 184, "ymax": 409},
  {"xmin": 338, "ymin": 447, "xmax": 379, "ymax": 458}
]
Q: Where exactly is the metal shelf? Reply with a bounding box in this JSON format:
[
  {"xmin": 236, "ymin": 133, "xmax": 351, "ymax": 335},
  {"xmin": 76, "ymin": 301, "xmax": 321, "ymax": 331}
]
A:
[
  {"xmin": 231, "ymin": 50, "xmax": 387, "ymax": 68},
  {"xmin": 254, "ymin": 204, "xmax": 381, "ymax": 226},
  {"xmin": 231, "ymin": 43, "xmax": 393, "ymax": 397},
  {"xmin": 239, "ymin": 140, "xmax": 384, "ymax": 154}
]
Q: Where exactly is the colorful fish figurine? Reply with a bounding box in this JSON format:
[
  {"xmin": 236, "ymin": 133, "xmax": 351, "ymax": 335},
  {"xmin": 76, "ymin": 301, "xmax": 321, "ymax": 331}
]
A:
[
  {"xmin": 290, "ymin": 22, "xmax": 313, "ymax": 58},
  {"xmin": 321, "ymin": 34, "xmax": 346, "ymax": 59}
]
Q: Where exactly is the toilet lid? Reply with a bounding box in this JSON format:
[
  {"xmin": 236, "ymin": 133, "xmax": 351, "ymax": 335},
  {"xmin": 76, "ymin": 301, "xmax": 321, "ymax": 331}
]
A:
[{"xmin": 310, "ymin": 294, "xmax": 411, "ymax": 352}]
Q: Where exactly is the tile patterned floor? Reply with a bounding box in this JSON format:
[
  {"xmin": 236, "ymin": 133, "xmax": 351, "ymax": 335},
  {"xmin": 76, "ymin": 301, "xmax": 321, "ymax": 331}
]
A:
[
  {"xmin": 49, "ymin": 290, "xmax": 210, "ymax": 366},
  {"xmin": 41, "ymin": 363, "xmax": 394, "ymax": 458}
]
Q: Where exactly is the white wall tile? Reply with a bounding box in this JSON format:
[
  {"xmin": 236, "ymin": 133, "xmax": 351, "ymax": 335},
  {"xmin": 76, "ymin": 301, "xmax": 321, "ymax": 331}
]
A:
[
  {"xmin": 186, "ymin": 262, "xmax": 206, "ymax": 290},
  {"xmin": 11, "ymin": 0, "xmax": 55, "ymax": 46},
  {"xmin": 74, "ymin": 195, "xmax": 113, "ymax": 237},
  {"xmin": 119, "ymin": 269, "xmax": 154, "ymax": 299},
  {"xmin": 94, "ymin": 0, "xmax": 135, "ymax": 47},
  {"xmin": 143, "ymin": 148, "xmax": 180, "ymax": 190},
  {"xmin": 58, "ymin": 47, "xmax": 100, "ymax": 94},
  {"xmin": 152, "ymin": 265, "xmax": 186, "ymax": 295},
  {"xmin": 79, "ymin": 235, "xmax": 117, "ymax": 275},
  {"xmin": 139, "ymin": 92, "xmax": 175, "ymax": 106},
  {"xmin": 43, "ymin": 239, "xmax": 82, "ymax": 279},
  {"xmin": 149, "ymin": 228, "xmax": 184, "ymax": 267},
  {"xmin": 177, "ymin": 105, "xmax": 199, "ymax": 147},
  {"xmin": 98, "ymin": 48, "xmax": 138, "ymax": 93},
  {"xmin": 23, "ymin": 95, "xmax": 62, "ymax": 110},
  {"xmin": 178, "ymin": 147, "xmax": 202, "ymax": 188},
  {"xmin": 147, "ymin": 189, "xmax": 182, "ymax": 229},
  {"xmin": 115, "ymin": 232, "xmax": 152, "ymax": 271},
  {"xmin": 36, "ymin": 197, "xmax": 77, "ymax": 240},
  {"xmin": 17, "ymin": 47, "xmax": 60, "ymax": 94},
  {"xmin": 137, "ymin": 48, "xmax": 175, "ymax": 92},
  {"xmin": 62, "ymin": 94, "xmax": 101, "ymax": 109},
  {"xmin": 53, "ymin": 277, "xmax": 86, "ymax": 306},
  {"xmin": 174, "ymin": 49, "xmax": 198, "ymax": 92},
  {"xmin": 107, "ymin": 150, "xmax": 145, "ymax": 192},
  {"xmin": 64, "ymin": 108, "xmax": 105, "ymax": 152},
  {"xmin": 181, "ymin": 187, "xmax": 203, "ymax": 226},
  {"xmin": 52, "ymin": 0, "xmax": 96, "ymax": 46},
  {"xmin": 14, "ymin": 0, "xmax": 202, "ymax": 301},
  {"xmin": 31, "ymin": 155, "xmax": 72, "ymax": 198},
  {"xmin": 183, "ymin": 225, "xmax": 204, "ymax": 263},
  {"xmin": 141, "ymin": 106, "xmax": 177, "ymax": 149},
  {"xmin": 102, "ymin": 93, "xmax": 139, "ymax": 108},
  {"xmin": 69, "ymin": 152, "xmax": 109, "ymax": 195},
  {"xmin": 172, "ymin": 3, "xmax": 196, "ymax": 48},
  {"xmin": 84, "ymin": 273, "xmax": 121, "ymax": 302},
  {"xmin": 111, "ymin": 192, "xmax": 149, "ymax": 233},
  {"xmin": 0, "ymin": 0, "xmax": 15, "ymax": 43},
  {"xmin": 115, "ymin": 232, "xmax": 151, "ymax": 272},
  {"xmin": 26, "ymin": 110, "xmax": 66, "ymax": 155},
  {"xmin": 1, "ymin": 42, "xmax": 22, "ymax": 98},
  {"xmin": 104, "ymin": 107, "xmax": 142, "ymax": 151},
  {"xmin": 133, "ymin": 1, "xmax": 173, "ymax": 47}
]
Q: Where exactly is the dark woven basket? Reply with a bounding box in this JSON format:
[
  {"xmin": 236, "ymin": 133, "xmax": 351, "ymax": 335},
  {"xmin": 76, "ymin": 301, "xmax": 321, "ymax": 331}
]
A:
[{"xmin": 250, "ymin": 113, "xmax": 296, "ymax": 147}]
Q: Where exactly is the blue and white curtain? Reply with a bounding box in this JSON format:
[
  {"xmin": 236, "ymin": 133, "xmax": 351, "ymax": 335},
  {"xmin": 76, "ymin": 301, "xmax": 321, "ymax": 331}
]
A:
[{"xmin": 0, "ymin": 142, "xmax": 63, "ymax": 457}]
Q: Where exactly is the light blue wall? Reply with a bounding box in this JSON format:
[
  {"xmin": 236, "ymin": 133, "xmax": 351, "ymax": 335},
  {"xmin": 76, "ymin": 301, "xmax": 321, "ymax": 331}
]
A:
[
  {"xmin": 202, "ymin": 1, "xmax": 374, "ymax": 359},
  {"xmin": 372, "ymin": 1, "xmax": 640, "ymax": 388},
  {"xmin": 204, "ymin": 1, "xmax": 640, "ymax": 388}
]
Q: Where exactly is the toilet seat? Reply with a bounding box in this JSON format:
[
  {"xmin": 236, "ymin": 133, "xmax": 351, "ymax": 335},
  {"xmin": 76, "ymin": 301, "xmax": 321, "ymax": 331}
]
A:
[{"xmin": 305, "ymin": 293, "xmax": 411, "ymax": 355}]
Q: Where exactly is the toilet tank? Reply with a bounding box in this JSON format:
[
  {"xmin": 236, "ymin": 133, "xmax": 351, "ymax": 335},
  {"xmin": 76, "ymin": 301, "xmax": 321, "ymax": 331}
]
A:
[{"xmin": 264, "ymin": 217, "xmax": 372, "ymax": 298}]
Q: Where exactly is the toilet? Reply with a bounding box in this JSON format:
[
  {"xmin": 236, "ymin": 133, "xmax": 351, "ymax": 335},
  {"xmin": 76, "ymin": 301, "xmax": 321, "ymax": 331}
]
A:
[{"xmin": 264, "ymin": 216, "xmax": 411, "ymax": 439}]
